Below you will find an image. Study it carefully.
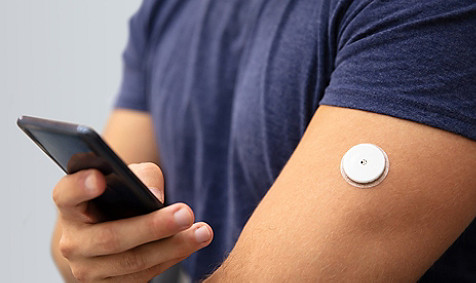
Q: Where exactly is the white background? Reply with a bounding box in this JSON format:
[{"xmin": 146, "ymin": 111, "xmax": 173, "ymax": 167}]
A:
[{"xmin": 0, "ymin": 1, "xmax": 142, "ymax": 281}]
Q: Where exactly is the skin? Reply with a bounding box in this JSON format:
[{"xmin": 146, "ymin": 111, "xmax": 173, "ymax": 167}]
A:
[
  {"xmin": 51, "ymin": 110, "xmax": 214, "ymax": 282},
  {"xmin": 52, "ymin": 106, "xmax": 476, "ymax": 282},
  {"xmin": 205, "ymin": 105, "xmax": 476, "ymax": 282}
]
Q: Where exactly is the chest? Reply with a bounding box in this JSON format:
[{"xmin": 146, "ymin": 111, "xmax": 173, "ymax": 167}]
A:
[{"xmin": 146, "ymin": 0, "xmax": 327, "ymax": 186}]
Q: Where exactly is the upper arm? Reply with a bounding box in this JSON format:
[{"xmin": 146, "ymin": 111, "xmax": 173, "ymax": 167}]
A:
[
  {"xmin": 209, "ymin": 105, "xmax": 476, "ymax": 282},
  {"xmin": 102, "ymin": 109, "xmax": 159, "ymax": 165},
  {"xmin": 207, "ymin": 2, "xmax": 476, "ymax": 281}
]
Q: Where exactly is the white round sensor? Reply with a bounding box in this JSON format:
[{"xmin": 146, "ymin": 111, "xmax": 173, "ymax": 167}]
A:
[{"xmin": 341, "ymin": 143, "xmax": 389, "ymax": 188}]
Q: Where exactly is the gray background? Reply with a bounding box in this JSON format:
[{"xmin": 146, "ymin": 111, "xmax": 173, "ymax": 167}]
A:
[{"xmin": 1, "ymin": 1, "xmax": 141, "ymax": 281}]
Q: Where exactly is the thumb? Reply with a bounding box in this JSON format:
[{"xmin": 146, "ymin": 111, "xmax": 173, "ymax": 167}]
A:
[{"xmin": 128, "ymin": 162, "xmax": 165, "ymax": 203}]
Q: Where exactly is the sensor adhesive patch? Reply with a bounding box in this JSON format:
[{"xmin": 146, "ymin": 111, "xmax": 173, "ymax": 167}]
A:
[{"xmin": 340, "ymin": 143, "xmax": 389, "ymax": 188}]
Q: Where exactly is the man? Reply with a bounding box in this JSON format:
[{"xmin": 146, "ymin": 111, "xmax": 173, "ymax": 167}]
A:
[{"xmin": 51, "ymin": 0, "xmax": 476, "ymax": 282}]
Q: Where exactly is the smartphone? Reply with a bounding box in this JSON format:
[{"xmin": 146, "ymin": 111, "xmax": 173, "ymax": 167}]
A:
[{"xmin": 17, "ymin": 115, "xmax": 164, "ymax": 221}]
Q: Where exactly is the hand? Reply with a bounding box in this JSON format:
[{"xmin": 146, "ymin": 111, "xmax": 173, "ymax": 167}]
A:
[{"xmin": 53, "ymin": 162, "xmax": 213, "ymax": 282}]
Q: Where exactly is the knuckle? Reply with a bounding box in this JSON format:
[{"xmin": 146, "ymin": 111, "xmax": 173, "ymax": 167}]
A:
[
  {"xmin": 148, "ymin": 214, "xmax": 168, "ymax": 239},
  {"xmin": 59, "ymin": 235, "xmax": 76, "ymax": 259},
  {"xmin": 52, "ymin": 184, "xmax": 65, "ymax": 207},
  {"xmin": 118, "ymin": 251, "xmax": 147, "ymax": 272},
  {"xmin": 71, "ymin": 265, "xmax": 90, "ymax": 282},
  {"xmin": 169, "ymin": 234, "xmax": 196, "ymax": 259},
  {"xmin": 184, "ymin": 234, "xmax": 200, "ymax": 253},
  {"xmin": 96, "ymin": 225, "xmax": 120, "ymax": 253}
]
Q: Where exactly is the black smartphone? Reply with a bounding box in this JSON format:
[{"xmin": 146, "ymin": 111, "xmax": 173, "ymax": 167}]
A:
[{"xmin": 17, "ymin": 115, "xmax": 164, "ymax": 221}]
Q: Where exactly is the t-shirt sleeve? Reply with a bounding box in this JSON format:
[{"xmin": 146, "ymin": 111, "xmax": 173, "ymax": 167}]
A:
[
  {"xmin": 114, "ymin": 1, "xmax": 154, "ymax": 112},
  {"xmin": 319, "ymin": 0, "xmax": 476, "ymax": 141}
]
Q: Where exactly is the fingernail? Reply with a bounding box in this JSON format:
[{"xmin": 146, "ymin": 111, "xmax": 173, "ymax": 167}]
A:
[
  {"xmin": 84, "ymin": 173, "xmax": 97, "ymax": 193},
  {"xmin": 195, "ymin": 226, "xmax": 211, "ymax": 243},
  {"xmin": 174, "ymin": 208, "xmax": 192, "ymax": 228}
]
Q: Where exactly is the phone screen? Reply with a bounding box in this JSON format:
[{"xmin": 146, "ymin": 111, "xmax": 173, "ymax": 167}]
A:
[
  {"xmin": 25, "ymin": 126, "xmax": 162, "ymax": 221},
  {"xmin": 29, "ymin": 128, "xmax": 113, "ymax": 174}
]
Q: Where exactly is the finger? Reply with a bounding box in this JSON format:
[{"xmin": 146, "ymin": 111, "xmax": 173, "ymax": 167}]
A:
[
  {"xmin": 72, "ymin": 258, "xmax": 187, "ymax": 283},
  {"xmin": 103, "ymin": 257, "xmax": 187, "ymax": 283},
  {"xmin": 129, "ymin": 162, "xmax": 165, "ymax": 203},
  {"xmin": 86, "ymin": 223, "xmax": 213, "ymax": 279},
  {"xmin": 74, "ymin": 203, "xmax": 195, "ymax": 257},
  {"xmin": 53, "ymin": 169, "xmax": 106, "ymax": 222}
]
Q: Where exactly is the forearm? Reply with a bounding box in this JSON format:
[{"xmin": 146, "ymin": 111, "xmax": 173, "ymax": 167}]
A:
[
  {"xmin": 206, "ymin": 206, "xmax": 436, "ymax": 282},
  {"xmin": 102, "ymin": 109, "xmax": 160, "ymax": 165},
  {"xmin": 206, "ymin": 218, "xmax": 443, "ymax": 282}
]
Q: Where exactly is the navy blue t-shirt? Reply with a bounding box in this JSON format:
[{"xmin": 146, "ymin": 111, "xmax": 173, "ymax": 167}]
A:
[{"xmin": 115, "ymin": 0, "xmax": 476, "ymax": 281}]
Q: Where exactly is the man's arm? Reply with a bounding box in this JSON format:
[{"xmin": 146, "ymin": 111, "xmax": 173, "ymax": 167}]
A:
[
  {"xmin": 207, "ymin": 105, "xmax": 476, "ymax": 282},
  {"xmin": 51, "ymin": 109, "xmax": 160, "ymax": 280},
  {"xmin": 102, "ymin": 109, "xmax": 160, "ymax": 165}
]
